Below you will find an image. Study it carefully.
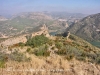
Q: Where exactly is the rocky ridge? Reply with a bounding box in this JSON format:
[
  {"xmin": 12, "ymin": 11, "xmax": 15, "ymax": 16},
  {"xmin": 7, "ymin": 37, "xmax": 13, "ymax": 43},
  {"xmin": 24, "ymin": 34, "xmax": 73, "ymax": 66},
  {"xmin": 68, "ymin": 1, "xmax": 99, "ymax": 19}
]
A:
[{"xmin": 0, "ymin": 24, "xmax": 50, "ymax": 47}]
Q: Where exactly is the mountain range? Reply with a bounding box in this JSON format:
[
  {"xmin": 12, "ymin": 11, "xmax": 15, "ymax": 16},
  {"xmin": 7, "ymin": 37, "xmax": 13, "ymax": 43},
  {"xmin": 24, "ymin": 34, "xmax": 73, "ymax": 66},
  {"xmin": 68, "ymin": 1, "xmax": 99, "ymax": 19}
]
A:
[{"xmin": 0, "ymin": 12, "xmax": 85, "ymax": 38}]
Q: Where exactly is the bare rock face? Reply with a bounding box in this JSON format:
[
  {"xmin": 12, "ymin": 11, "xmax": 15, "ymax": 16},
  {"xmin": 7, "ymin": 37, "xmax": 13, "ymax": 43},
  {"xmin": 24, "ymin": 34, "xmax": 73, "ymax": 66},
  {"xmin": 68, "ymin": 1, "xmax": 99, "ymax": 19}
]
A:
[
  {"xmin": 65, "ymin": 23, "xmax": 69, "ymax": 28},
  {"xmin": 0, "ymin": 34, "xmax": 27, "ymax": 46}
]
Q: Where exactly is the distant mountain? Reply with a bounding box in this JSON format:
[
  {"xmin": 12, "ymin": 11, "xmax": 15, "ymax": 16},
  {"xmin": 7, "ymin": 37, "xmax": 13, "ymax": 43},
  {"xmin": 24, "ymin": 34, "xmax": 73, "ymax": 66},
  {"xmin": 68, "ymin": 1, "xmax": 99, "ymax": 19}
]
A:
[
  {"xmin": 0, "ymin": 12, "xmax": 67, "ymax": 38},
  {"xmin": 44, "ymin": 12, "xmax": 88, "ymax": 26},
  {"xmin": 0, "ymin": 15, "xmax": 8, "ymax": 21},
  {"xmin": 11, "ymin": 12, "xmax": 52, "ymax": 20},
  {"xmin": 0, "ymin": 12, "xmax": 88, "ymax": 38},
  {"xmin": 66, "ymin": 13, "xmax": 100, "ymax": 41},
  {"xmin": 44, "ymin": 12, "xmax": 87, "ymax": 19}
]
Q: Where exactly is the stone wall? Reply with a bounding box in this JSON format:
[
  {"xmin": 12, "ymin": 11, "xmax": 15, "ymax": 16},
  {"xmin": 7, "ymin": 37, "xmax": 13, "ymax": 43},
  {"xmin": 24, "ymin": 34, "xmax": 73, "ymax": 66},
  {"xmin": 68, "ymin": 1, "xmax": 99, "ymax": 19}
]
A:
[{"xmin": 0, "ymin": 24, "xmax": 50, "ymax": 47}]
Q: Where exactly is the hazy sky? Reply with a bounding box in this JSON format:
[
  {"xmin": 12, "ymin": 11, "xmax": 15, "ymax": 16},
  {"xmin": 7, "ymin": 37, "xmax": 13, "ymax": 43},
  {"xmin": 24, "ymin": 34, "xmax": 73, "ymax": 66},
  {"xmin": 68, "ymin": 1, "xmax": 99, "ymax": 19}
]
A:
[{"xmin": 0, "ymin": 0, "xmax": 100, "ymax": 15}]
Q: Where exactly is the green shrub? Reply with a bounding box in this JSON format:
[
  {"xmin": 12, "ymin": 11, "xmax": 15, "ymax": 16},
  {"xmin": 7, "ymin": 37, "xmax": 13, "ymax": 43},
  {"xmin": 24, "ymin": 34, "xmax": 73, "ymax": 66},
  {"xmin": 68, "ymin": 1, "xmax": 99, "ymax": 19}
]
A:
[
  {"xmin": 0, "ymin": 60, "xmax": 5, "ymax": 68},
  {"xmin": 57, "ymin": 46, "xmax": 66, "ymax": 55},
  {"xmin": 96, "ymin": 56, "xmax": 100, "ymax": 64},
  {"xmin": 10, "ymin": 50, "xmax": 31, "ymax": 62},
  {"xmin": 44, "ymin": 44, "xmax": 48, "ymax": 50},
  {"xmin": 27, "ymin": 57, "xmax": 32, "ymax": 62},
  {"xmin": 26, "ymin": 34, "xmax": 49, "ymax": 47},
  {"xmin": 0, "ymin": 53, "xmax": 7, "ymax": 68},
  {"xmin": 64, "ymin": 55, "xmax": 74, "ymax": 60},
  {"xmin": 56, "ymin": 44, "xmax": 87, "ymax": 61},
  {"xmin": 18, "ymin": 42, "xmax": 25, "ymax": 47},
  {"xmin": 48, "ymin": 40, "xmax": 54, "ymax": 46},
  {"xmin": 26, "ymin": 48, "xmax": 34, "ymax": 54},
  {"xmin": 55, "ymin": 42, "xmax": 63, "ymax": 49},
  {"xmin": 69, "ymin": 34, "xmax": 76, "ymax": 41},
  {"xmin": 34, "ymin": 45, "xmax": 50, "ymax": 57},
  {"xmin": 76, "ymin": 56, "xmax": 86, "ymax": 61},
  {"xmin": 26, "ymin": 48, "xmax": 31, "ymax": 52}
]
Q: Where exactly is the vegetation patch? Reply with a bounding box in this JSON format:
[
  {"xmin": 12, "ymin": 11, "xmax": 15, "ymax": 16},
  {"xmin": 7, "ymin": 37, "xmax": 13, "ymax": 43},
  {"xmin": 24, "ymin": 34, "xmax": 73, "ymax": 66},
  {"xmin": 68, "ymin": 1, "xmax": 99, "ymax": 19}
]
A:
[
  {"xmin": 0, "ymin": 52, "xmax": 8, "ymax": 68},
  {"xmin": 26, "ymin": 34, "xmax": 49, "ymax": 47},
  {"xmin": 34, "ymin": 45, "xmax": 50, "ymax": 57},
  {"xmin": 10, "ymin": 50, "xmax": 31, "ymax": 62},
  {"xmin": 54, "ymin": 36, "xmax": 100, "ymax": 64}
]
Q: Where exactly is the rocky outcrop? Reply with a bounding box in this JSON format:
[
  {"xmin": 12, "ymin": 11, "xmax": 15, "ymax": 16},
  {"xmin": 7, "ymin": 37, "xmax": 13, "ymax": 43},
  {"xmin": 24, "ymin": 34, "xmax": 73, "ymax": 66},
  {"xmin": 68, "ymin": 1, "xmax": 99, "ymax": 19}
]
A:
[
  {"xmin": 0, "ymin": 35, "xmax": 27, "ymax": 46},
  {"xmin": 31, "ymin": 24, "xmax": 50, "ymax": 37}
]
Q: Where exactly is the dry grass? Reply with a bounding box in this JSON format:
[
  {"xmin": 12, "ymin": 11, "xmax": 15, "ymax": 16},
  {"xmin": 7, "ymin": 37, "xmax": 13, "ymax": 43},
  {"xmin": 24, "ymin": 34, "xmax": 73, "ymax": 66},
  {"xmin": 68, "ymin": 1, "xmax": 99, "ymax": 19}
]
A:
[
  {"xmin": 0, "ymin": 54, "xmax": 70, "ymax": 75},
  {"xmin": 0, "ymin": 33, "xmax": 100, "ymax": 75},
  {"xmin": 0, "ymin": 51, "xmax": 100, "ymax": 75}
]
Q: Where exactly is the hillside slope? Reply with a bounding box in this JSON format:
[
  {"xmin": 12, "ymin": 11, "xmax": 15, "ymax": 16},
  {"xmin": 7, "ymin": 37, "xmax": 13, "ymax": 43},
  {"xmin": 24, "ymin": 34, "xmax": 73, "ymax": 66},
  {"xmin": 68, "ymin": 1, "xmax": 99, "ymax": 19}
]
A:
[
  {"xmin": 66, "ymin": 13, "xmax": 100, "ymax": 42},
  {"xmin": 0, "ymin": 27, "xmax": 100, "ymax": 75}
]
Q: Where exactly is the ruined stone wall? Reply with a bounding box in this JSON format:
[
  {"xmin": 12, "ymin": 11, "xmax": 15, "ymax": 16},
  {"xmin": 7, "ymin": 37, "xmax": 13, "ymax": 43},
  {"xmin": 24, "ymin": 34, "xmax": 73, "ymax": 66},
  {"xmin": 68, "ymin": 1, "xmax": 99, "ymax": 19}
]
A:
[{"xmin": 0, "ymin": 25, "xmax": 50, "ymax": 47}]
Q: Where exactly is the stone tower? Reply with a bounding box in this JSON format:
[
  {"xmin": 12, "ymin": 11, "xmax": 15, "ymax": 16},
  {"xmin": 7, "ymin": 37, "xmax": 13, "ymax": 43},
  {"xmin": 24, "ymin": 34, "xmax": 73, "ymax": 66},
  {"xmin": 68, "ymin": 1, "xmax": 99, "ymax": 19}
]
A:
[
  {"xmin": 42, "ymin": 24, "xmax": 50, "ymax": 37},
  {"xmin": 66, "ymin": 31, "xmax": 70, "ymax": 40}
]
